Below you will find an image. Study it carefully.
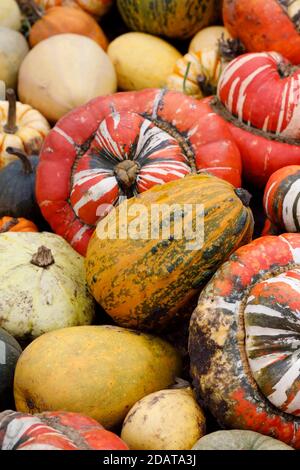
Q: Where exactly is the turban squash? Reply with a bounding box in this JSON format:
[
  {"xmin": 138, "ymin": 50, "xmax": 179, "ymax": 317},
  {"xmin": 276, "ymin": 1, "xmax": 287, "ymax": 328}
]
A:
[
  {"xmin": 0, "ymin": 410, "xmax": 128, "ymax": 450},
  {"xmin": 189, "ymin": 233, "xmax": 300, "ymax": 448},
  {"xmin": 36, "ymin": 88, "xmax": 243, "ymax": 255},
  {"xmin": 210, "ymin": 51, "xmax": 300, "ymax": 186},
  {"xmin": 223, "ymin": 0, "xmax": 300, "ymax": 65},
  {"xmin": 85, "ymin": 174, "xmax": 253, "ymax": 331},
  {"xmin": 264, "ymin": 165, "xmax": 300, "ymax": 233}
]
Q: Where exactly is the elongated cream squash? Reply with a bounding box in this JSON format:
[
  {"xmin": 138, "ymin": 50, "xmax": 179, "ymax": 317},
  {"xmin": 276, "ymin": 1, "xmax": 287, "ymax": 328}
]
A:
[{"xmin": 85, "ymin": 174, "xmax": 254, "ymax": 331}]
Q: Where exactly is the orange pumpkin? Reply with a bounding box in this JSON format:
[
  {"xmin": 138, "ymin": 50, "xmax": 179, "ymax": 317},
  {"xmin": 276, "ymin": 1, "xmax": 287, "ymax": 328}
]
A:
[
  {"xmin": 29, "ymin": 6, "xmax": 108, "ymax": 50},
  {"xmin": 34, "ymin": 0, "xmax": 113, "ymax": 17},
  {"xmin": 0, "ymin": 216, "xmax": 38, "ymax": 232}
]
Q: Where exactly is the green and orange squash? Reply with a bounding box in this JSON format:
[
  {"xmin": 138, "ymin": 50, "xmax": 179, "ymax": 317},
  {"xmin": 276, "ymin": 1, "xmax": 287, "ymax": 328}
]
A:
[
  {"xmin": 189, "ymin": 233, "xmax": 300, "ymax": 448},
  {"xmin": 86, "ymin": 174, "xmax": 254, "ymax": 332},
  {"xmin": 116, "ymin": 0, "xmax": 218, "ymax": 40}
]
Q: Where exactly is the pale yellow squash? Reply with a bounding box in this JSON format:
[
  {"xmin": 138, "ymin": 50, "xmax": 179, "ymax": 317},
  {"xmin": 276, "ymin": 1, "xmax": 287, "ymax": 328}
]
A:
[
  {"xmin": 0, "ymin": 232, "xmax": 94, "ymax": 340},
  {"xmin": 0, "ymin": 27, "xmax": 29, "ymax": 89},
  {"xmin": 188, "ymin": 26, "xmax": 232, "ymax": 53},
  {"xmin": 14, "ymin": 325, "xmax": 182, "ymax": 428},
  {"xmin": 18, "ymin": 34, "xmax": 117, "ymax": 122},
  {"xmin": 0, "ymin": 89, "xmax": 50, "ymax": 168},
  {"xmin": 0, "ymin": 0, "xmax": 21, "ymax": 31},
  {"xmin": 121, "ymin": 387, "xmax": 206, "ymax": 450},
  {"xmin": 107, "ymin": 32, "xmax": 182, "ymax": 91}
]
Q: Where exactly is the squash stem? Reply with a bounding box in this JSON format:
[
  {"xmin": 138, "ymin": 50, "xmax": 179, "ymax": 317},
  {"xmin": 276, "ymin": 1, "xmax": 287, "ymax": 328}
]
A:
[
  {"xmin": 6, "ymin": 147, "xmax": 33, "ymax": 175},
  {"xmin": 4, "ymin": 89, "xmax": 18, "ymax": 135},
  {"xmin": 31, "ymin": 246, "xmax": 55, "ymax": 268},
  {"xmin": 0, "ymin": 218, "xmax": 19, "ymax": 233}
]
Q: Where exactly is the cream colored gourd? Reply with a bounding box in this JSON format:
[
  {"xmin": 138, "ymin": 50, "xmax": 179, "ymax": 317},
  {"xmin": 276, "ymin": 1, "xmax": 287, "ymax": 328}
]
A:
[
  {"xmin": 0, "ymin": 0, "xmax": 21, "ymax": 31},
  {"xmin": 167, "ymin": 26, "xmax": 232, "ymax": 99},
  {"xmin": 0, "ymin": 89, "xmax": 50, "ymax": 168},
  {"xmin": 188, "ymin": 26, "xmax": 231, "ymax": 53},
  {"xmin": 0, "ymin": 232, "xmax": 94, "ymax": 340},
  {"xmin": 0, "ymin": 27, "xmax": 29, "ymax": 89},
  {"xmin": 18, "ymin": 34, "xmax": 117, "ymax": 122},
  {"xmin": 121, "ymin": 386, "xmax": 206, "ymax": 450},
  {"xmin": 107, "ymin": 32, "xmax": 182, "ymax": 91}
]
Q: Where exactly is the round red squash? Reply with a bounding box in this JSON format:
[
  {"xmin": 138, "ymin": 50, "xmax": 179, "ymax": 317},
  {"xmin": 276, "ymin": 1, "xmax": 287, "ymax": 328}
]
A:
[
  {"xmin": 211, "ymin": 52, "xmax": 300, "ymax": 186},
  {"xmin": 264, "ymin": 165, "xmax": 300, "ymax": 232},
  {"xmin": 223, "ymin": 0, "xmax": 300, "ymax": 64},
  {"xmin": 189, "ymin": 233, "xmax": 300, "ymax": 448},
  {"xmin": 0, "ymin": 410, "xmax": 128, "ymax": 450},
  {"xmin": 36, "ymin": 89, "xmax": 242, "ymax": 255}
]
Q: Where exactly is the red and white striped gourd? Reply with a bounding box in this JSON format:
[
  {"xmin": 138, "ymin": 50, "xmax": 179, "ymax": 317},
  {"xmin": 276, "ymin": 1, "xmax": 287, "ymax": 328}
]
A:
[
  {"xmin": 264, "ymin": 165, "xmax": 300, "ymax": 232},
  {"xmin": 189, "ymin": 233, "xmax": 300, "ymax": 448},
  {"xmin": 212, "ymin": 52, "xmax": 300, "ymax": 186},
  {"xmin": 0, "ymin": 410, "xmax": 128, "ymax": 450},
  {"xmin": 36, "ymin": 89, "xmax": 242, "ymax": 255}
]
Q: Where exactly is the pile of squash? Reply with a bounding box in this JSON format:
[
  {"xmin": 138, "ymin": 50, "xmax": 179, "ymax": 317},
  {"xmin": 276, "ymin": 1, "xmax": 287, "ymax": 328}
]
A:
[{"xmin": 2, "ymin": 0, "xmax": 300, "ymax": 452}]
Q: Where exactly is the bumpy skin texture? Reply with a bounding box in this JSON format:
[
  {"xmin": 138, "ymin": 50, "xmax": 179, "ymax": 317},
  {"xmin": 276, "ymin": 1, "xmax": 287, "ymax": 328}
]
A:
[
  {"xmin": 223, "ymin": 0, "xmax": 300, "ymax": 64},
  {"xmin": 192, "ymin": 430, "xmax": 293, "ymax": 450},
  {"xmin": 189, "ymin": 233, "xmax": 300, "ymax": 448},
  {"xmin": 0, "ymin": 410, "xmax": 128, "ymax": 450},
  {"xmin": 0, "ymin": 329, "xmax": 22, "ymax": 411},
  {"xmin": 86, "ymin": 174, "xmax": 253, "ymax": 332},
  {"xmin": 13, "ymin": 326, "xmax": 182, "ymax": 428},
  {"xmin": 264, "ymin": 165, "xmax": 300, "ymax": 232},
  {"xmin": 117, "ymin": 0, "xmax": 217, "ymax": 39},
  {"xmin": 37, "ymin": 89, "xmax": 242, "ymax": 255}
]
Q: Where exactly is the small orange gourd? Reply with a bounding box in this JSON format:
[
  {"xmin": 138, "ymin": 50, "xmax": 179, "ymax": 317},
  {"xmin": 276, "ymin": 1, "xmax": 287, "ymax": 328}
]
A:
[{"xmin": 0, "ymin": 216, "xmax": 38, "ymax": 232}]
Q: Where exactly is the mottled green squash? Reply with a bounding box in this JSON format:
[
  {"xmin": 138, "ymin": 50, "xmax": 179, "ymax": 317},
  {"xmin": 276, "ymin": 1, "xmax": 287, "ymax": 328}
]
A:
[
  {"xmin": 85, "ymin": 174, "xmax": 254, "ymax": 332},
  {"xmin": 116, "ymin": 0, "xmax": 217, "ymax": 39}
]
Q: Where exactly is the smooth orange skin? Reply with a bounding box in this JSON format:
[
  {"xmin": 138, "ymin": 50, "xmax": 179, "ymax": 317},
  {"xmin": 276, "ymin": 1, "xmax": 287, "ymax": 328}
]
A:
[
  {"xmin": 223, "ymin": 0, "xmax": 300, "ymax": 64},
  {"xmin": 29, "ymin": 6, "xmax": 108, "ymax": 50},
  {"xmin": 0, "ymin": 216, "xmax": 38, "ymax": 232}
]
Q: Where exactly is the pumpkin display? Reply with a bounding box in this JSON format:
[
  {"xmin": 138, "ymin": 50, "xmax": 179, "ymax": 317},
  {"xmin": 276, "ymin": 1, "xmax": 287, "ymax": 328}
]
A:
[
  {"xmin": 0, "ymin": 232, "xmax": 94, "ymax": 340},
  {"xmin": 263, "ymin": 165, "xmax": 300, "ymax": 233},
  {"xmin": 117, "ymin": 0, "xmax": 217, "ymax": 40},
  {"xmin": 223, "ymin": 0, "xmax": 300, "ymax": 65},
  {"xmin": 0, "ymin": 410, "xmax": 128, "ymax": 450},
  {"xmin": 18, "ymin": 34, "xmax": 117, "ymax": 122},
  {"xmin": 0, "ymin": 328, "xmax": 22, "ymax": 410},
  {"xmin": 28, "ymin": 6, "xmax": 108, "ymax": 49},
  {"xmin": 0, "ymin": 27, "xmax": 28, "ymax": 89},
  {"xmin": 107, "ymin": 33, "xmax": 182, "ymax": 91},
  {"xmin": 121, "ymin": 385, "xmax": 206, "ymax": 450},
  {"xmin": 0, "ymin": 147, "xmax": 41, "ymax": 222},
  {"xmin": 0, "ymin": 0, "xmax": 21, "ymax": 30},
  {"xmin": 210, "ymin": 51, "xmax": 300, "ymax": 186},
  {"xmin": 0, "ymin": 89, "xmax": 50, "ymax": 168},
  {"xmin": 0, "ymin": 216, "xmax": 38, "ymax": 232},
  {"xmin": 36, "ymin": 88, "xmax": 243, "ymax": 255},
  {"xmin": 85, "ymin": 174, "xmax": 253, "ymax": 331},
  {"xmin": 34, "ymin": 0, "xmax": 113, "ymax": 17},
  {"xmin": 14, "ymin": 325, "xmax": 182, "ymax": 428},
  {"xmin": 192, "ymin": 430, "xmax": 294, "ymax": 450},
  {"xmin": 189, "ymin": 233, "xmax": 300, "ymax": 448}
]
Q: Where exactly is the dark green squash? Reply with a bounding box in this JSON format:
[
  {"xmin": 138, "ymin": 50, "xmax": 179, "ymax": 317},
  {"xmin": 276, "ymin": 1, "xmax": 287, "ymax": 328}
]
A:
[
  {"xmin": 0, "ymin": 328, "xmax": 22, "ymax": 410},
  {"xmin": 0, "ymin": 147, "xmax": 41, "ymax": 223}
]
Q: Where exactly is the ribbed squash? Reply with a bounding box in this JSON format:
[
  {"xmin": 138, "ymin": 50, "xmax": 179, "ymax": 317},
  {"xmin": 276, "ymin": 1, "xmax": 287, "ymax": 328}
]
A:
[
  {"xmin": 86, "ymin": 174, "xmax": 254, "ymax": 331},
  {"xmin": 193, "ymin": 430, "xmax": 294, "ymax": 450},
  {"xmin": 116, "ymin": 0, "xmax": 217, "ymax": 40}
]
